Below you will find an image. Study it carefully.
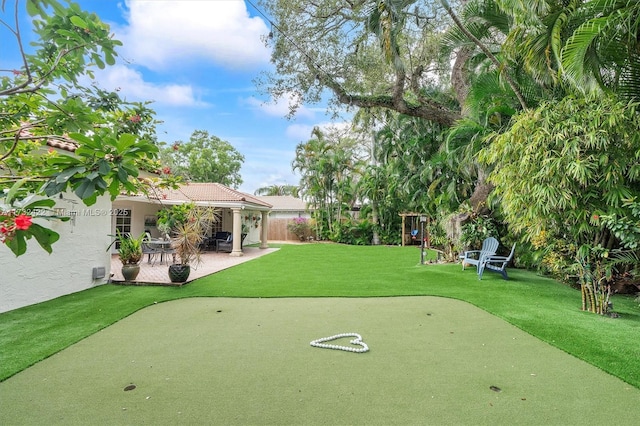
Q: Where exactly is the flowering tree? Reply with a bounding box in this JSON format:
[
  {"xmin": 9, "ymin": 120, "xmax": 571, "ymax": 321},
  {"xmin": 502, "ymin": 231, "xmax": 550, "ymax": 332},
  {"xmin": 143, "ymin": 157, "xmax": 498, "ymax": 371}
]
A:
[
  {"xmin": 0, "ymin": 0, "xmax": 162, "ymax": 256},
  {"xmin": 0, "ymin": 179, "xmax": 67, "ymax": 255}
]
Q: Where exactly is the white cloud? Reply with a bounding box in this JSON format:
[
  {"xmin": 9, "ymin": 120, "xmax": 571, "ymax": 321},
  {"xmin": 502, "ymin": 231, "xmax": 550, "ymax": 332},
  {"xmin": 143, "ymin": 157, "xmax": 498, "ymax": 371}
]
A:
[
  {"xmin": 115, "ymin": 0, "xmax": 271, "ymax": 70},
  {"xmin": 285, "ymin": 123, "xmax": 315, "ymax": 141},
  {"xmin": 94, "ymin": 65, "xmax": 206, "ymax": 107},
  {"xmin": 244, "ymin": 93, "xmax": 316, "ymax": 120},
  {"xmin": 285, "ymin": 120, "xmax": 353, "ymax": 141},
  {"xmin": 239, "ymin": 159, "xmax": 300, "ymax": 194}
]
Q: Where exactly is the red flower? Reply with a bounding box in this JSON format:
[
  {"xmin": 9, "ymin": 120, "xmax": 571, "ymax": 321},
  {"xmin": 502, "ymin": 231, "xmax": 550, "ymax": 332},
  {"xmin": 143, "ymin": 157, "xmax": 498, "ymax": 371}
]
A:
[
  {"xmin": 129, "ymin": 115, "xmax": 141, "ymax": 123},
  {"xmin": 0, "ymin": 225, "xmax": 9, "ymax": 234},
  {"xmin": 14, "ymin": 214, "xmax": 32, "ymax": 230}
]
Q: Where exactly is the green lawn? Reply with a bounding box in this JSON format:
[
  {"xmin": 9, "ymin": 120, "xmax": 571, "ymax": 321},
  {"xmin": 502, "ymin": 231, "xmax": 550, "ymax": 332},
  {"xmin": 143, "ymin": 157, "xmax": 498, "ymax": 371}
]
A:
[{"xmin": 1, "ymin": 243, "xmax": 639, "ymax": 387}]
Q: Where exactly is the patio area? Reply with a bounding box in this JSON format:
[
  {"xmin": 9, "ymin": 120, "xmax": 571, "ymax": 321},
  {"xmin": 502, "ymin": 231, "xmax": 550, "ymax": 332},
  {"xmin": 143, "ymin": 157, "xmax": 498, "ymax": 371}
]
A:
[{"xmin": 110, "ymin": 247, "xmax": 279, "ymax": 285}]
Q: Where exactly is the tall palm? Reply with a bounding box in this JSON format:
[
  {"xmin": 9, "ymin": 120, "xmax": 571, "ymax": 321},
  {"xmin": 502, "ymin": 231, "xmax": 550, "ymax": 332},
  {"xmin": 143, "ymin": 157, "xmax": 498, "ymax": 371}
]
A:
[
  {"xmin": 254, "ymin": 184, "xmax": 300, "ymax": 197},
  {"xmin": 292, "ymin": 127, "xmax": 362, "ymax": 238},
  {"xmin": 561, "ymin": 0, "xmax": 640, "ymax": 101}
]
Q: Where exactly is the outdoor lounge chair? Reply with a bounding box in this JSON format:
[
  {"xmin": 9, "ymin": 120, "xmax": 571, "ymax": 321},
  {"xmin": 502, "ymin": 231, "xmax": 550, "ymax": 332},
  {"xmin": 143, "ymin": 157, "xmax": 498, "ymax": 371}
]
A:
[
  {"xmin": 213, "ymin": 231, "xmax": 232, "ymax": 252},
  {"xmin": 217, "ymin": 233, "xmax": 247, "ymax": 253},
  {"xmin": 459, "ymin": 237, "xmax": 499, "ymax": 273},
  {"xmin": 479, "ymin": 243, "xmax": 517, "ymax": 280}
]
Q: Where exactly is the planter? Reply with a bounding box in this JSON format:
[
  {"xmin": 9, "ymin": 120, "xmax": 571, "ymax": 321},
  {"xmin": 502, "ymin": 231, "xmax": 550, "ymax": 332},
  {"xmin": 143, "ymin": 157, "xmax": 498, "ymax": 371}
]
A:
[
  {"xmin": 168, "ymin": 264, "xmax": 191, "ymax": 283},
  {"xmin": 121, "ymin": 264, "xmax": 140, "ymax": 281}
]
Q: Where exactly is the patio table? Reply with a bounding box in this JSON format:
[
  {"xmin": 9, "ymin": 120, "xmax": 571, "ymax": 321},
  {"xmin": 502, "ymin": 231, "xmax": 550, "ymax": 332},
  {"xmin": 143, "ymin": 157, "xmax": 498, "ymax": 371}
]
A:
[{"xmin": 149, "ymin": 239, "xmax": 172, "ymax": 265}]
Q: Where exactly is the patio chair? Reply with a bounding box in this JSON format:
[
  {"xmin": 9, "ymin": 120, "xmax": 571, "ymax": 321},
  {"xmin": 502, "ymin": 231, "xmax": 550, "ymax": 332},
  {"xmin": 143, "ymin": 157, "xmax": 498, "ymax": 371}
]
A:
[
  {"xmin": 213, "ymin": 231, "xmax": 232, "ymax": 252},
  {"xmin": 142, "ymin": 233, "xmax": 159, "ymax": 264},
  {"xmin": 459, "ymin": 237, "xmax": 499, "ymax": 273},
  {"xmin": 478, "ymin": 243, "xmax": 517, "ymax": 280},
  {"xmin": 217, "ymin": 233, "xmax": 247, "ymax": 253}
]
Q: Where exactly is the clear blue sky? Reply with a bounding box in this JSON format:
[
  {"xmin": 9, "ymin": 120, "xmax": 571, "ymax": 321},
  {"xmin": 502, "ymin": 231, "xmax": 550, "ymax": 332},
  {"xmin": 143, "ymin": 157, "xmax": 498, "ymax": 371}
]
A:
[{"xmin": 4, "ymin": 0, "xmax": 344, "ymax": 194}]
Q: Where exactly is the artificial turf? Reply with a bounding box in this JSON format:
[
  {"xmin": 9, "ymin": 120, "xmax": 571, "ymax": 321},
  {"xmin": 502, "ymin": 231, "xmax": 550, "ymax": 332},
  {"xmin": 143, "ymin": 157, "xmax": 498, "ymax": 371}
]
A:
[
  {"xmin": 1, "ymin": 243, "xmax": 639, "ymax": 391},
  {"xmin": 1, "ymin": 297, "xmax": 639, "ymax": 425}
]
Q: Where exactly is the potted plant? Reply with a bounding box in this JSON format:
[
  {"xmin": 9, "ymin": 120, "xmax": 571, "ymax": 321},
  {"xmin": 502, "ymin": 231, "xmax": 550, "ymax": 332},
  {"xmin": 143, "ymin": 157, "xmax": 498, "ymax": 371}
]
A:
[
  {"xmin": 108, "ymin": 231, "xmax": 144, "ymax": 281},
  {"xmin": 168, "ymin": 220, "xmax": 204, "ymax": 283},
  {"xmin": 166, "ymin": 205, "xmax": 219, "ymax": 283}
]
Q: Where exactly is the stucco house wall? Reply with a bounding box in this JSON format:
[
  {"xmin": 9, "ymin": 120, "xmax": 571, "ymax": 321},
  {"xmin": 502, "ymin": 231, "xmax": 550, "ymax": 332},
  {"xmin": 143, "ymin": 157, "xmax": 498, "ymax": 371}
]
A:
[{"xmin": 0, "ymin": 192, "xmax": 112, "ymax": 313}]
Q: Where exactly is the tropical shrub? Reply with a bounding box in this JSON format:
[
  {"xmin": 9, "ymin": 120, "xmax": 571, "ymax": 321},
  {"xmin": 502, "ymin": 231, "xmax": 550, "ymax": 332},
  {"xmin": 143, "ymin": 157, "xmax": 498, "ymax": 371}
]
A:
[
  {"xmin": 287, "ymin": 217, "xmax": 312, "ymax": 241},
  {"xmin": 480, "ymin": 94, "xmax": 640, "ymax": 314},
  {"xmin": 331, "ymin": 218, "xmax": 373, "ymax": 246},
  {"xmin": 459, "ymin": 215, "xmax": 499, "ymax": 250}
]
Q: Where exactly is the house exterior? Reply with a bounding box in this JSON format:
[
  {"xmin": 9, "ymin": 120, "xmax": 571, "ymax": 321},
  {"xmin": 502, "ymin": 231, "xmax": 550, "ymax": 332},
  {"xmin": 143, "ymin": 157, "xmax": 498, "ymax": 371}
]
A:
[
  {"xmin": 1, "ymin": 135, "xmax": 113, "ymax": 313},
  {"xmin": 256, "ymin": 195, "xmax": 311, "ymax": 241},
  {"xmin": 0, "ymin": 191, "xmax": 112, "ymax": 313},
  {"xmin": 113, "ymin": 183, "xmax": 273, "ymax": 256},
  {"xmin": 0, "ymin": 182, "xmax": 272, "ymax": 313}
]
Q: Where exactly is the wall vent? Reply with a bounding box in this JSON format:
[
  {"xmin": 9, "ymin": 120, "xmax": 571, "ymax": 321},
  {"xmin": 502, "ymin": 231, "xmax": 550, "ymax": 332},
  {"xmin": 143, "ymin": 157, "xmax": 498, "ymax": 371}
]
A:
[{"xmin": 92, "ymin": 267, "xmax": 106, "ymax": 280}]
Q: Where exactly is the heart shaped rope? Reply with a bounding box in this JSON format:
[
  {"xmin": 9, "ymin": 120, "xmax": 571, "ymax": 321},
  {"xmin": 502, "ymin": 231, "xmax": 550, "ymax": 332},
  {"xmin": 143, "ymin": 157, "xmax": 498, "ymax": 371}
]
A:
[{"xmin": 310, "ymin": 333, "xmax": 369, "ymax": 353}]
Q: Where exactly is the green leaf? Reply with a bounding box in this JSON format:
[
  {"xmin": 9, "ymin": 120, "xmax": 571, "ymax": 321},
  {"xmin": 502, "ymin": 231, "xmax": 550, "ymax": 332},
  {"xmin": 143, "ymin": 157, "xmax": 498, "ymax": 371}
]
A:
[
  {"xmin": 92, "ymin": 54, "xmax": 105, "ymax": 70},
  {"xmin": 117, "ymin": 165, "xmax": 128, "ymax": 182},
  {"xmin": 117, "ymin": 133, "xmax": 137, "ymax": 151},
  {"xmin": 74, "ymin": 179, "xmax": 97, "ymax": 200},
  {"xmin": 98, "ymin": 159, "xmax": 111, "ymax": 175},
  {"xmin": 56, "ymin": 29, "xmax": 80, "ymax": 39},
  {"xmin": 26, "ymin": 0, "xmax": 41, "ymax": 17},
  {"xmin": 69, "ymin": 15, "xmax": 88, "ymax": 29},
  {"xmin": 21, "ymin": 198, "xmax": 56, "ymax": 211},
  {"xmin": 83, "ymin": 193, "xmax": 98, "ymax": 206},
  {"xmin": 6, "ymin": 231, "xmax": 28, "ymax": 257},
  {"xmin": 41, "ymin": 180, "xmax": 67, "ymax": 197},
  {"xmin": 68, "ymin": 132, "xmax": 94, "ymax": 146},
  {"xmin": 55, "ymin": 166, "xmax": 86, "ymax": 184},
  {"xmin": 28, "ymin": 223, "xmax": 60, "ymax": 254},
  {"xmin": 94, "ymin": 176, "xmax": 108, "ymax": 191},
  {"xmin": 4, "ymin": 178, "xmax": 30, "ymax": 205},
  {"xmin": 104, "ymin": 51, "xmax": 116, "ymax": 66}
]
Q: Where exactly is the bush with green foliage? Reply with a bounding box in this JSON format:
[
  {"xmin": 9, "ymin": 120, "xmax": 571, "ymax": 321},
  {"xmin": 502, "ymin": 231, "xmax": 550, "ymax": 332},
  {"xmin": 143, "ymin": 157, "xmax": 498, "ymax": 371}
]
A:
[
  {"xmin": 481, "ymin": 95, "xmax": 640, "ymax": 313},
  {"xmin": 156, "ymin": 203, "xmax": 195, "ymax": 236},
  {"xmin": 459, "ymin": 216, "xmax": 499, "ymax": 250},
  {"xmin": 287, "ymin": 217, "xmax": 312, "ymax": 241}
]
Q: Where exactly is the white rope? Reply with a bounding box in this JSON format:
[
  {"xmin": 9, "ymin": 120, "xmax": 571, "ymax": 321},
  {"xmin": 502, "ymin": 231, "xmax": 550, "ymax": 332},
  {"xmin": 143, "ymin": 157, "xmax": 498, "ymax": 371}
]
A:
[{"xmin": 310, "ymin": 333, "xmax": 369, "ymax": 353}]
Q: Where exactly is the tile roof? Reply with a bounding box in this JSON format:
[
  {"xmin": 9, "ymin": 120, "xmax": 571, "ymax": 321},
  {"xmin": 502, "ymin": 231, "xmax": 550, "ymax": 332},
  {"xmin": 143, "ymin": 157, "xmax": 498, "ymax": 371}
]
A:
[
  {"xmin": 153, "ymin": 183, "xmax": 272, "ymax": 208},
  {"xmin": 256, "ymin": 195, "xmax": 308, "ymax": 211},
  {"xmin": 46, "ymin": 137, "xmax": 78, "ymax": 152},
  {"xmin": 17, "ymin": 127, "xmax": 79, "ymax": 152}
]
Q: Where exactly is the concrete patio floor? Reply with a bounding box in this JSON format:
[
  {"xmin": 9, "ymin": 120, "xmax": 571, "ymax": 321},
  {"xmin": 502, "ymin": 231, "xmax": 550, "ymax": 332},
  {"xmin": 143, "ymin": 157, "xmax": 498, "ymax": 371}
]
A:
[{"xmin": 110, "ymin": 246, "xmax": 279, "ymax": 285}]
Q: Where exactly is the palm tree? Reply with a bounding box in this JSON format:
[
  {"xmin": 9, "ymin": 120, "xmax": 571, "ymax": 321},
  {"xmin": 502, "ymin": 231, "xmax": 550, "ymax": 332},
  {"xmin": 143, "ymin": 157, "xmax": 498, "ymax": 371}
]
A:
[
  {"xmin": 561, "ymin": 0, "xmax": 640, "ymax": 101},
  {"xmin": 254, "ymin": 184, "xmax": 300, "ymax": 197}
]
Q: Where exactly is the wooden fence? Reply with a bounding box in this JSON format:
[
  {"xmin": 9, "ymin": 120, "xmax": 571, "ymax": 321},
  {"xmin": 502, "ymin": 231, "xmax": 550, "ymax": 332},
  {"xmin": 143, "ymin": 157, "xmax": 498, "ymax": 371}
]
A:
[{"xmin": 267, "ymin": 218, "xmax": 299, "ymax": 242}]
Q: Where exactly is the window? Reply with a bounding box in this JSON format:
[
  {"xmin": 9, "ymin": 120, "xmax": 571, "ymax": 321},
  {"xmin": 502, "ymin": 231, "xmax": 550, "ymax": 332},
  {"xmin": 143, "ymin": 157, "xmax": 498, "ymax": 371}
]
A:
[{"xmin": 114, "ymin": 209, "xmax": 131, "ymax": 248}]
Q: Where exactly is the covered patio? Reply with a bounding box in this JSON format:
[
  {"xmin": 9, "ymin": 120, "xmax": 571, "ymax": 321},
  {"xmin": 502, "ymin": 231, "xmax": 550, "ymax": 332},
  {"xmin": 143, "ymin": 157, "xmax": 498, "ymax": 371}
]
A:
[
  {"xmin": 110, "ymin": 246, "xmax": 279, "ymax": 285},
  {"xmin": 112, "ymin": 183, "xmax": 273, "ymax": 258}
]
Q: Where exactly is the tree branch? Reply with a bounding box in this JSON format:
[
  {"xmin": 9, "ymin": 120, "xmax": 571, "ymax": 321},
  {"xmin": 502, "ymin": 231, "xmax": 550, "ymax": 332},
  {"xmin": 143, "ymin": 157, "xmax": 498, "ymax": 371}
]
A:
[{"xmin": 312, "ymin": 62, "xmax": 460, "ymax": 126}]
